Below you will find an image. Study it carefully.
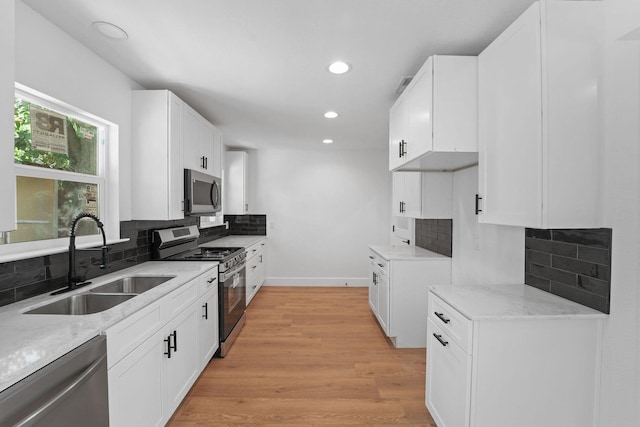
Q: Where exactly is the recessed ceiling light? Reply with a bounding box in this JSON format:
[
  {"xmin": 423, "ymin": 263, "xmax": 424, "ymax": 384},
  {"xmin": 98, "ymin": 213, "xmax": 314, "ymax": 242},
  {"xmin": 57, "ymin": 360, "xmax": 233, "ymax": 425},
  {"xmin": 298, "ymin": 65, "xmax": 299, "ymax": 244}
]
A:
[
  {"xmin": 324, "ymin": 111, "xmax": 339, "ymax": 119},
  {"xmin": 322, "ymin": 139, "xmax": 334, "ymax": 144},
  {"xmin": 92, "ymin": 21, "xmax": 128, "ymax": 40},
  {"xmin": 328, "ymin": 61, "xmax": 350, "ymax": 74}
]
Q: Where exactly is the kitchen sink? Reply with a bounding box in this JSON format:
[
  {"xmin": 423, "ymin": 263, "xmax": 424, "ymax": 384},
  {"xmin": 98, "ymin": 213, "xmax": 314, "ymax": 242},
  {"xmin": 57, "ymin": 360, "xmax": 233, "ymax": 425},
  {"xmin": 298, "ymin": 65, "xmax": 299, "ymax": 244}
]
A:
[
  {"xmin": 88, "ymin": 275, "xmax": 175, "ymax": 294},
  {"xmin": 25, "ymin": 293, "xmax": 136, "ymax": 315}
]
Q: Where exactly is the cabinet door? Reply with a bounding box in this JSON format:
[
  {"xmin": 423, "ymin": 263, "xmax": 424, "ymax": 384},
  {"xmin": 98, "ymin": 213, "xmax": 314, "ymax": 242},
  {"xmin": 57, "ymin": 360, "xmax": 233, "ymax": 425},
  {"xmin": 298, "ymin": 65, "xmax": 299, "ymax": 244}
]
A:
[
  {"xmin": 212, "ymin": 127, "xmax": 223, "ymax": 178},
  {"xmin": 0, "ymin": 2, "xmax": 15, "ymax": 232},
  {"xmin": 200, "ymin": 121, "xmax": 215, "ymax": 174},
  {"xmin": 478, "ymin": 3, "xmax": 542, "ymax": 227},
  {"xmin": 199, "ymin": 286, "xmax": 219, "ymax": 370},
  {"xmin": 108, "ymin": 330, "xmax": 165, "ymax": 427},
  {"xmin": 224, "ymin": 151, "xmax": 248, "ymax": 214},
  {"xmin": 183, "ymin": 105, "xmax": 202, "ymax": 171},
  {"xmin": 389, "ymin": 96, "xmax": 408, "ymax": 170},
  {"xmin": 402, "ymin": 172, "xmax": 422, "ymax": 218},
  {"xmin": 131, "ymin": 90, "xmax": 184, "ymax": 221},
  {"xmin": 368, "ymin": 261, "xmax": 378, "ymax": 313},
  {"xmin": 391, "ymin": 173, "xmax": 404, "ymax": 216},
  {"xmin": 426, "ymin": 319, "xmax": 472, "ymax": 427},
  {"xmin": 163, "ymin": 304, "xmax": 200, "ymax": 419},
  {"xmin": 376, "ymin": 272, "xmax": 390, "ymax": 335},
  {"xmin": 405, "ymin": 58, "xmax": 433, "ymax": 162}
]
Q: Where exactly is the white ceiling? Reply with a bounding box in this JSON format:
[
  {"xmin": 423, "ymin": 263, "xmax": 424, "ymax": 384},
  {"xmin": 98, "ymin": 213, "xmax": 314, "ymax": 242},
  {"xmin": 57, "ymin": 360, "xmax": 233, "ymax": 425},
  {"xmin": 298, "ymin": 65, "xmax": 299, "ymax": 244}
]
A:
[{"xmin": 21, "ymin": 0, "xmax": 534, "ymax": 151}]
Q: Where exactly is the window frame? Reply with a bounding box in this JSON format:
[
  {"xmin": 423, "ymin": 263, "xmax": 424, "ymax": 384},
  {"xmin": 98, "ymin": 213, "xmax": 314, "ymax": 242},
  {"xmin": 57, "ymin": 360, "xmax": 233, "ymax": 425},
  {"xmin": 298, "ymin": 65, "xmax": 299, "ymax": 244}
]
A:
[{"xmin": 0, "ymin": 83, "xmax": 122, "ymax": 262}]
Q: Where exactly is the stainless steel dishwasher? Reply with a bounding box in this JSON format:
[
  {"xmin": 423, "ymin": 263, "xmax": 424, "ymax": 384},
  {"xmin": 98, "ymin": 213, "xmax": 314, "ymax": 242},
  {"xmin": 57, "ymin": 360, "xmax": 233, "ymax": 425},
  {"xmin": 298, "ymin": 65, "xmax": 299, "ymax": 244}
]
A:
[{"xmin": 0, "ymin": 335, "xmax": 109, "ymax": 427}]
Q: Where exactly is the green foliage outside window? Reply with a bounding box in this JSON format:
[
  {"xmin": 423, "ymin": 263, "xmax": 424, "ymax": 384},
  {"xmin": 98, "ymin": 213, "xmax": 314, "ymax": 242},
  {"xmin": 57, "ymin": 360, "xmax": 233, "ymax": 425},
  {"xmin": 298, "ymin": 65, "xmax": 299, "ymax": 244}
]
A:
[{"xmin": 14, "ymin": 98, "xmax": 98, "ymax": 176}]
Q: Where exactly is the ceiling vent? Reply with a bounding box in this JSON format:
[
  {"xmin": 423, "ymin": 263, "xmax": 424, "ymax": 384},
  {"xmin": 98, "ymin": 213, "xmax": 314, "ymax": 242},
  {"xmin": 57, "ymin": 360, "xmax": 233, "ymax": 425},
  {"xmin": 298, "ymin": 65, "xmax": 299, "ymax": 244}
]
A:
[{"xmin": 395, "ymin": 76, "xmax": 413, "ymax": 95}]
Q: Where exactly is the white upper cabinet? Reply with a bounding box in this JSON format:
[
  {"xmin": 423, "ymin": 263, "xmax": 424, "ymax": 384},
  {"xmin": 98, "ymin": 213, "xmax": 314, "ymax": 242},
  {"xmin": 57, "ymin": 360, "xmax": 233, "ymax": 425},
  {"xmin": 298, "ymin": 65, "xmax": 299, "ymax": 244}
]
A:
[
  {"xmin": 224, "ymin": 151, "xmax": 249, "ymax": 215},
  {"xmin": 0, "ymin": 2, "xmax": 16, "ymax": 232},
  {"xmin": 477, "ymin": 0, "xmax": 603, "ymax": 228},
  {"xmin": 392, "ymin": 172, "xmax": 453, "ymax": 219},
  {"xmin": 389, "ymin": 55, "xmax": 478, "ymax": 172},
  {"xmin": 183, "ymin": 105, "xmax": 221, "ymax": 177},
  {"xmin": 131, "ymin": 90, "xmax": 185, "ymax": 220}
]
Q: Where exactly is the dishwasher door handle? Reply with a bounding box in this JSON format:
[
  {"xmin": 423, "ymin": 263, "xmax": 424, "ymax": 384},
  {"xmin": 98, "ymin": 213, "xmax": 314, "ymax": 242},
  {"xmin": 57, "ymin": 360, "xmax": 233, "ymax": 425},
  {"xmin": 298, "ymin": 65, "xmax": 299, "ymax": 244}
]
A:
[{"xmin": 14, "ymin": 353, "xmax": 107, "ymax": 427}]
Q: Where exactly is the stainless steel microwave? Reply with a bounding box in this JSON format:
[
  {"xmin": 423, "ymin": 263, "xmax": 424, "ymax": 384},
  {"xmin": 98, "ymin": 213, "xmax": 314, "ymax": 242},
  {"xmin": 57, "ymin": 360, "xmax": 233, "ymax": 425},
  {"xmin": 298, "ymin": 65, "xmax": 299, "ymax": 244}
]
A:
[{"xmin": 184, "ymin": 169, "xmax": 222, "ymax": 216}]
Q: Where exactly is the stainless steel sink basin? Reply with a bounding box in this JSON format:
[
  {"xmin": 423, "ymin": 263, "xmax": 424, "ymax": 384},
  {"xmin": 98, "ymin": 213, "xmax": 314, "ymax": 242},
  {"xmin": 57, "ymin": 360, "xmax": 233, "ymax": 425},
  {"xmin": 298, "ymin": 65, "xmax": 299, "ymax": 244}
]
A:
[
  {"xmin": 26, "ymin": 293, "xmax": 136, "ymax": 315},
  {"xmin": 89, "ymin": 276, "xmax": 175, "ymax": 294}
]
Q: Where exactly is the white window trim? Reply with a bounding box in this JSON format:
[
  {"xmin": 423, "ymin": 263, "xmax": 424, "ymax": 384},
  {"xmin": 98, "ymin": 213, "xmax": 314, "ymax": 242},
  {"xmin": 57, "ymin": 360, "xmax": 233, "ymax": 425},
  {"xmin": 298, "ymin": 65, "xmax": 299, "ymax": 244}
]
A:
[{"xmin": 0, "ymin": 83, "xmax": 125, "ymax": 262}]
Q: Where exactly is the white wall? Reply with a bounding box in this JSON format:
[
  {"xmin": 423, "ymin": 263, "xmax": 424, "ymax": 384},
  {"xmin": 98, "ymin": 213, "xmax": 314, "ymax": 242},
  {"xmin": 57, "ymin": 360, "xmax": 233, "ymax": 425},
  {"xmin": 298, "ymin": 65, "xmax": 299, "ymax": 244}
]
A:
[
  {"xmin": 599, "ymin": 1, "xmax": 640, "ymax": 425},
  {"xmin": 0, "ymin": 0, "xmax": 16, "ymax": 232},
  {"xmin": 14, "ymin": 2, "xmax": 142, "ymax": 222},
  {"xmin": 251, "ymin": 149, "xmax": 390, "ymax": 286},
  {"xmin": 451, "ymin": 166, "xmax": 524, "ymax": 285}
]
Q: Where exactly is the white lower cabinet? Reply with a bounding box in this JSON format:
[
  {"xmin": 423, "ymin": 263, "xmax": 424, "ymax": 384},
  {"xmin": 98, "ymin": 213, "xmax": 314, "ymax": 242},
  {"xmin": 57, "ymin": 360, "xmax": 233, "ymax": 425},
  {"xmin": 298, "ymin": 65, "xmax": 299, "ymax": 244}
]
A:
[
  {"xmin": 246, "ymin": 239, "xmax": 266, "ymax": 305},
  {"xmin": 368, "ymin": 247, "xmax": 451, "ymax": 348},
  {"xmin": 426, "ymin": 286, "xmax": 605, "ymax": 427},
  {"xmin": 108, "ymin": 329, "xmax": 165, "ymax": 427},
  {"xmin": 198, "ymin": 275, "xmax": 219, "ymax": 370},
  {"xmin": 105, "ymin": 266, "xmax": 219, "ymax": 426},
  {"xmin": 163, "ymin": 305, "xmax": 200, "ymax": 417}
]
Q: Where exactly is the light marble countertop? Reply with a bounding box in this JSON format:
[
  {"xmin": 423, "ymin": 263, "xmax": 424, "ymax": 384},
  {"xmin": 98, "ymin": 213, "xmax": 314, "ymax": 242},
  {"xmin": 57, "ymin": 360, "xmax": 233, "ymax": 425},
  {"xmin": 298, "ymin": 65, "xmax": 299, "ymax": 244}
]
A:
[
  {"xmin": 430, "ymin": 284, "xmax": 607, "ymax": 320},
  {"xmin": 200, "ymin": 235, "xmax": 266, "ymax": 249},
  {"xmin": 369, "ymin": 244, "xmax": 451, "ymax": 261},
  {"xmin": 0, "ymin": 260, "xmax": 217, "ymax": 392}
]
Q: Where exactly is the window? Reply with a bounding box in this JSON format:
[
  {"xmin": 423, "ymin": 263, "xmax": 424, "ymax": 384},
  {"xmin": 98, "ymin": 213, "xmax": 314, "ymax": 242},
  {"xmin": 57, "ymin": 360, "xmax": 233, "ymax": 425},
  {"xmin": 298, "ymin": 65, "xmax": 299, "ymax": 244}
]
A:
[{"xmin": 0, "ymin": 84, "xmax": 120, "ymax": 260}]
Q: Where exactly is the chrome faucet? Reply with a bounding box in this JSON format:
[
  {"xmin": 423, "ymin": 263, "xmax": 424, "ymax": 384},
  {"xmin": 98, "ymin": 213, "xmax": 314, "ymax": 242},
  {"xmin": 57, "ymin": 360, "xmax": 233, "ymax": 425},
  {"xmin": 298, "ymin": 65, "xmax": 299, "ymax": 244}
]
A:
[{"xmin": 52, "ymin": 213, "xmax": 110, "ymax": 295}]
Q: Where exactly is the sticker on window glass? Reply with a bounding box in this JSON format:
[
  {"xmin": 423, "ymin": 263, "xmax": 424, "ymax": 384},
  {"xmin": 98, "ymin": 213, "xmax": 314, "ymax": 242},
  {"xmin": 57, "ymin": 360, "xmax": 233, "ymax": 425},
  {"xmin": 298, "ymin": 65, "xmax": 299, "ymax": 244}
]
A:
[
  {"xmin": 29, "ymin": 105, "xmax": 68, "ymax": 155},
  {"xmin": 83, "ymin": 184, "xmax": 98, "ymax": 216}
]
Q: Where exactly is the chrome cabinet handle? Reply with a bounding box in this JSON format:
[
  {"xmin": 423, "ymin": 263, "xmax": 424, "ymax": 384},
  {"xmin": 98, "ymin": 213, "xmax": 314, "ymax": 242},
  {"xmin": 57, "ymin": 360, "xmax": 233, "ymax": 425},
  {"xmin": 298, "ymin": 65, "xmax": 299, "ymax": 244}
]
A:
[
  {"xmin": 433, "ymin": 333, "xmax": 449, "ymax": 347},
  {"xmin": 434, "ymin": 312, "xmax": 451, "ymax": 324}
]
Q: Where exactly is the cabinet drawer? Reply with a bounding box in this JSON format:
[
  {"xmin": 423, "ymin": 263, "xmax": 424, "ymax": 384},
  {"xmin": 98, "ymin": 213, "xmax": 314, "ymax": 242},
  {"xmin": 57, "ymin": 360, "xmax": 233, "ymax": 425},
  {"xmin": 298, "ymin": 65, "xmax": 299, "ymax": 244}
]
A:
[
  {"xmin": 162, "ymin": 278, "xmax": 199, "ymax": 321},
  {"xmin": 199, "ymin": 267, "xmax": 219, "ymax": 294},
  {"xmin": 428, "ymin": 293, "xmax": 472, "ymax": 353},
  {"xmin": 368, "ymin": 250, "xmax": 389, "ymax": 277},
  {"xmin": 105, "ymin": 301, "xmax": 163, "ymax": 368},
  {"xmin": 246, "ymin": 240, "xmax": 265, "ymax": 261}
]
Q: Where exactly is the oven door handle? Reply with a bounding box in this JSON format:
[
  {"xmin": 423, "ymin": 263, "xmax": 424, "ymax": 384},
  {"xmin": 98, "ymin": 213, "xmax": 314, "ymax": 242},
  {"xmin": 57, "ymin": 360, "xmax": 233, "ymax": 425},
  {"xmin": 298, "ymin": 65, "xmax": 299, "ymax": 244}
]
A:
[{"xmin": 221, "ymin": 263, "xmax": 245, "ymax": 282}]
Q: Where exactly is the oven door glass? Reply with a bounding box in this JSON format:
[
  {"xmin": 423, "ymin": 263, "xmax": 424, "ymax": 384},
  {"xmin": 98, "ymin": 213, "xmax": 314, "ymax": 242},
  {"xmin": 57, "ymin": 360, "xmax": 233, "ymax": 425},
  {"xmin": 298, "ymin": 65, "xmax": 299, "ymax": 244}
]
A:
[{"xmin": 221, "ymin": 266, "xmax": 246, "ymax": 340}]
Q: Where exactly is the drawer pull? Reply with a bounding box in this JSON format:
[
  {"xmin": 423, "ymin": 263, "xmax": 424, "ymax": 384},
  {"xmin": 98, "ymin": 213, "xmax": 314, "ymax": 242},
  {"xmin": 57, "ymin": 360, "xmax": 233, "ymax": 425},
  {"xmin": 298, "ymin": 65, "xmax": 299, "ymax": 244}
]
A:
[
  {"xmin": 368, "ymin": 256, "xmax": 374, "ymax": 260},
  {"xmin": 434, "ymin": 312, "xmax": 451, "ymax": 324},
  {"xmin": 377, "ymin": 263, "xmax": 384, "ymax": 268},
  {"xmin": 207, "ymin": 277, "xmax": 217, "ymax": 284},
  {"xmin": 433, "ymin": 333, "xmax": 449, "ymax": 347}
]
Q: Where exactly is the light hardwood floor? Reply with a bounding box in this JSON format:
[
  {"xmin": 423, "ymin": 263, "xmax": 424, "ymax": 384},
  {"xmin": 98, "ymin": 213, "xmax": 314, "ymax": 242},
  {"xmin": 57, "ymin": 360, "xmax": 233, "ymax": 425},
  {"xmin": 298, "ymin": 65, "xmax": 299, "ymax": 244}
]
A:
[{"xmin": 169, "ymin": 286, "xmax": 437, "ymax": 426}]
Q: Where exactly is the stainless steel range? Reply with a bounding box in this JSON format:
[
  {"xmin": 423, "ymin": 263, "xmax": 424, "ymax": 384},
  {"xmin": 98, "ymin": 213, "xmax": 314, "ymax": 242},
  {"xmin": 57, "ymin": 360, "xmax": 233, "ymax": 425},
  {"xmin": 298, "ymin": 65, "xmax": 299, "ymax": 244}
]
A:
[{"xmin": 152, "ymin": 225, "xmax": 246, "ymax": 357}]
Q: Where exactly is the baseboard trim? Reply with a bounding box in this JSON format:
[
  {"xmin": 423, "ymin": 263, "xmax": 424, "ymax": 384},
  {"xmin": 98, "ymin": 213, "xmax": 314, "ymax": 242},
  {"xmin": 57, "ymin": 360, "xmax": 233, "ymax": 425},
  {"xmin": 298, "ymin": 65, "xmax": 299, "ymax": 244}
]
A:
[{"xmin": 263, "ymin": 277, "xmax": 368, "ymax": 287}]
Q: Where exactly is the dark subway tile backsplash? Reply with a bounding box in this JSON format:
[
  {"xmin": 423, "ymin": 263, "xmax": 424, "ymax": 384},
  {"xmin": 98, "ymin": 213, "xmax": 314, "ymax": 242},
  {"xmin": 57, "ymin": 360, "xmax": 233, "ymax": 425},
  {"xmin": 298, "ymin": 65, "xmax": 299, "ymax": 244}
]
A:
[
  {"xmin": 525, "ymin": 228, "xmax": 611, "ymax": 314},
  {"xmin": 0, "ymin": 217, "xmax": 234, "ymax": 308},
  {"xmin": 415, "ymin": 219, "xmax": 452, "ymax": 257},
  {"xmin": 225, "ymin": 214, "xmax": 267, "ymax": 235}
]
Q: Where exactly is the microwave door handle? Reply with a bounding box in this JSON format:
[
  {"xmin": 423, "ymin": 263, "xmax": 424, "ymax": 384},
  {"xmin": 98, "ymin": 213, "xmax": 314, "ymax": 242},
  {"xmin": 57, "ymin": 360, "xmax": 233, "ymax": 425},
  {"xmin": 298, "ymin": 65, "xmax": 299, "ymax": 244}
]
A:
[{"xmin": 211, "ymin": 181, "xmax": 220, "ymax": 209}]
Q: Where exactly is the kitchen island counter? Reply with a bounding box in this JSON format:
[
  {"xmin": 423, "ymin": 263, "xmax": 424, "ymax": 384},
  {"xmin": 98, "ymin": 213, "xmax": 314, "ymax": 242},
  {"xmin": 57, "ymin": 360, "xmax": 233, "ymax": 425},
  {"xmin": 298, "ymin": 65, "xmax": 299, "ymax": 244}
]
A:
[{"xmin": 0, "ymin": 261, "xmax": 217, "ymax": 392}]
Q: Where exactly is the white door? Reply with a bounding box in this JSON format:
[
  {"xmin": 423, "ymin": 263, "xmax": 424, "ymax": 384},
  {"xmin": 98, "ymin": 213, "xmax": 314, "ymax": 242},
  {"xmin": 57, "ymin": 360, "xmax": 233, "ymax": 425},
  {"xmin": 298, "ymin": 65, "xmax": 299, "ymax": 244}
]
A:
[
  {"xmin": 389, "ymin": 96, "xmax": 408, "ymax": 170},
  {"xmin": 163, "ymin": 304, "xmax": 200, "ymax": 420},
  {"xmin": 108, "ymin": 331, "xmax": 165, "ymax": 427},
  {"xmin": 426, "ymin": 319, "xmax": 472, "ymax": 427},
  {"xmin": 199, "ymin": 286, "xmax": 219, "ymax": 370},
  {"xmin": 405, "ymin": 58, "xmax": 433, "ymax": 162},
  {"xmin": 478, "ymin": 3, "xmax": 542, "ymax": 227}
]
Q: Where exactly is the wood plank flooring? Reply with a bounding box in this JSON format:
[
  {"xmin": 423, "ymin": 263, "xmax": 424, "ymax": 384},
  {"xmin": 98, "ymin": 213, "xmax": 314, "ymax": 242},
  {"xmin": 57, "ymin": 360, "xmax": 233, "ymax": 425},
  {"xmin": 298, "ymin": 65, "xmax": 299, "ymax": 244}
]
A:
[{"xmin": 168, "ymin": 286, "xmax": 437, "ymax": 426}]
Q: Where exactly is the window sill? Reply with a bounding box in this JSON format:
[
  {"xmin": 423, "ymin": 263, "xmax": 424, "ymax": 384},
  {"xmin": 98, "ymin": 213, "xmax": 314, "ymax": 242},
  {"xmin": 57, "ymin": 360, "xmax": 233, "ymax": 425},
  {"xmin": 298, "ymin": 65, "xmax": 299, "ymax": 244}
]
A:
[{"xmin": 0, "ymin": 238, "xmax": 130, "ymax": 263}]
